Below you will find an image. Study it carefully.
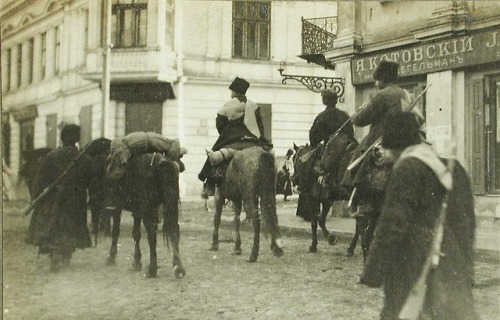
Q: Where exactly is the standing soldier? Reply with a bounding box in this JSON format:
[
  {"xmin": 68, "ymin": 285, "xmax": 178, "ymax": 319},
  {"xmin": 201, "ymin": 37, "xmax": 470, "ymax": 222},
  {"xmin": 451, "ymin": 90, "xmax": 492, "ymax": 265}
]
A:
[
  {"xmin": 30, "ymin": 124, "xmax": 93, "ymax": 272},
  {"xmin": 359, "ymin": 112, "xmax": 477, "ymax": 320}
]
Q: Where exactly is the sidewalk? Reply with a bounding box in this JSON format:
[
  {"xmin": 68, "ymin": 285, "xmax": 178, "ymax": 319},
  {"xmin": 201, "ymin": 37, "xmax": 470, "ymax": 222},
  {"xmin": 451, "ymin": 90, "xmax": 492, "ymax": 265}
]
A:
[{"xmin": 183, "ymin": 194, "xmax": 500, "ymax": 257}]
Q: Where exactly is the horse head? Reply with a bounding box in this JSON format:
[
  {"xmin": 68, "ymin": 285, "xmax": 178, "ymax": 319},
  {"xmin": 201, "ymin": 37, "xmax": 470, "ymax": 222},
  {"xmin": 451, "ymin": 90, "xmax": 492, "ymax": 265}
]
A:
[{"xmin": 291, "ymin": 143, "xmax": 315, "ymax": 188}]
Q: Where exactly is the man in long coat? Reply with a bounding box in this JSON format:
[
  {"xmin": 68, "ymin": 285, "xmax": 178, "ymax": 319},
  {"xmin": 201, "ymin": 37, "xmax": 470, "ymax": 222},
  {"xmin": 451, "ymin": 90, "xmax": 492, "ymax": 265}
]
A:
[
  {"xmin": 359, "ymin": 112, "xmax": 477, "ymax": 320},
  {"xmin": 198, "ymin": 77, "xmax": 270, "ymax": 197},
  {"xmin": 31, "ymin": 124, "xmax": 92, "ymax": 272}
]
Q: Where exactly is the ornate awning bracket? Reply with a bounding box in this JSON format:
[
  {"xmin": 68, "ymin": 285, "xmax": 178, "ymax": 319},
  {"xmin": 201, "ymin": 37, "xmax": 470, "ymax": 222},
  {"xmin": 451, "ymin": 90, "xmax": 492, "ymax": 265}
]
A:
[{"xmin": 278, "ymin": 68, "xmax": 345, "ymax": 102}]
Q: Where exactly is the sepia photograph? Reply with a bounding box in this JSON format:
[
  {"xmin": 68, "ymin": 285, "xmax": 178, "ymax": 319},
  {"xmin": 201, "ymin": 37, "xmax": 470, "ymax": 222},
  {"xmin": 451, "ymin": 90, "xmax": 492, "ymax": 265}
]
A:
[{"xmin": 1, "ymin": 0, "xmax": 499, "ymax": 319}]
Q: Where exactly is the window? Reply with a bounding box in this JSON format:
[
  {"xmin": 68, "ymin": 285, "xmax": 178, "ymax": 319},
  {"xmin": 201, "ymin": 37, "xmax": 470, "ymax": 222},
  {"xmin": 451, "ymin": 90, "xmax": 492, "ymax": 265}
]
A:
[
  {"xmin": 111, "ymin": 0, "xmax": 147, "ymax": 48},
  {"xmin": 41, "ymin": 32, "xmax": 46, "ymax": 79},
  {"xmin": 17, "ymin": 44, "xmax": 22, "ymax": 87},
  {"xmin": 5, "ymin": 49, "xmax": 11, "ymax": 91},
  {"xmin": 232, "ymin": 1, "xmax": 270, "ymax": 60},
  {"xmin": 28, "ymin": 38, "xmax": 34, "ymax": 83},
  {"xmin": 55, "ymin": 25, "xmax": 61, "ymax": 75}
]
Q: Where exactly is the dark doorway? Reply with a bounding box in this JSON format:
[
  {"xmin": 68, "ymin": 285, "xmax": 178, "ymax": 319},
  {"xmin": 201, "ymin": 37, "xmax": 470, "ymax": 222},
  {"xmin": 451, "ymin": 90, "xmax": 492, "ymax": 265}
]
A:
[{"xmin": 125, "ymin": 102, "xmax": 163, "ymax": 134}]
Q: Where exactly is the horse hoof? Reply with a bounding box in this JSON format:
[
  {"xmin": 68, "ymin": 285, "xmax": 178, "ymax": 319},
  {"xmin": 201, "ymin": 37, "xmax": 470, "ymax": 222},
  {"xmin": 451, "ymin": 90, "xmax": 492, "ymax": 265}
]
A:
[
  {"xmin": 327, "ymin": 235, "xmax": 338, "ymax": 246},
  {"xmin": 308, "ymin": 246, "xmax": 318, "ymax": 253},
  {"xmin": 133, "ymin": 263, "xmax": 142, "ymax": 271},
  {"xmin": 273, "ymin": 247, "xmax": 284, "ymax": 258},
  {"xmin": 233, "ymin": 248, "xmax": 242, "ymax": 256},
  {"xmin": 345, "ymin": 251, "xmax": 354, "ymax": 257},
  {"xmin": 246, "ymin": 257, "xmax": 257, "ymax": 263},
  {"xmin": 210, "ymin": 244, "xmax": 219, "ymax": 251},
  {"xmin": 146, "ymin": 270, "xmax": 158, "ymax": 278},
  {"xmin": 174, "ymin": 265, "xmax": 186, "ymax": 279},
  {"xmin": 106, "ymin": 257, "xmax": 116, "ymax": 265}
]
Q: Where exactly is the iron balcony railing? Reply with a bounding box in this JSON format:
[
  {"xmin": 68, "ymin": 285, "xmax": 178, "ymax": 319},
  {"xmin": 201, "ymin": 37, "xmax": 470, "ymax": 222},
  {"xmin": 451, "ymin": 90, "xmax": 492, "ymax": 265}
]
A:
[{"xmin": 301, "ymin": 16, "xmax": 337, "ymax": 55}]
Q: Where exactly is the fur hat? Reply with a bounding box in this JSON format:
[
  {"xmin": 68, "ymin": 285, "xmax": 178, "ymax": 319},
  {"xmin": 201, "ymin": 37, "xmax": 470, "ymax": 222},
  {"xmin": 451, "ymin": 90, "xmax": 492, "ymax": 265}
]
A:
[
  {"xmin": 373, "ymin": 59, "xmax": 399, "ymax": 83},
  {"xmin": 229, "ymin": 77, "xmax": 250, "ymax": 95},
  {"xmin": 286, "ymin": 148, "xmax": 294, "ymax": 157},
  {"xmin": 61, "ymin": 124, "xmax": 81, "ymax": 146},
  {"xmin": 382, "ymin": 112, "xmax": 421, "ymax": 150}
]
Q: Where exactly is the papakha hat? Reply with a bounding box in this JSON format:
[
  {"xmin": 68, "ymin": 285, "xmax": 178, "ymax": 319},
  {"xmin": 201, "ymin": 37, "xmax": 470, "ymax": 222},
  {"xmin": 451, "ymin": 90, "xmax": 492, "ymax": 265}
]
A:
[
  {"xmin": 286, "ymin": 148, "xmax": 294, "ymax": 157},
  {"xmin": 373, "ymin": 59, "xmax": 399, "ymax": 83},
  {"xmin": 60, "ymin": 124, "xmax": 81, "ymax": 145},
  {"xmin": 229, "ymin": 77, "xmax": 250, "ymax": 95},
  {"xmin": 382, "ymin": 112, "xmax": 421, "ymax": 150}
]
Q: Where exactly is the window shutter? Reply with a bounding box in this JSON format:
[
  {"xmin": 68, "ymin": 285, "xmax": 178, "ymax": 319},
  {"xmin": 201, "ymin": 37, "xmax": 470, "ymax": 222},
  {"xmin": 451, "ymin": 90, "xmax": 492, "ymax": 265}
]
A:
[{"xmin": 470, "ymin": 78, "xmax": 486, "ymax": 194}]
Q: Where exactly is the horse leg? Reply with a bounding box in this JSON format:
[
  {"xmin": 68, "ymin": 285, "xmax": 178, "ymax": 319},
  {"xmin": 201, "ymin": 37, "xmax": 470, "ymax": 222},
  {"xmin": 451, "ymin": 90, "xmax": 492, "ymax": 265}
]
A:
[
  {"xmin": 245, "ymin": 198, "xmax": 260, "ymax": 262},
  {"xmin": 106, "ymin": 209, "xmax": 121, "ymax": 265},
  {"xmin": 132, "ymin": 215, "xmax": 142, "ymax": 271},
  {"xmin": 233, "ymin": 200, "xmax": 243, "ymax": 256},
  {"xmin": 308, "ymin": 197, "xmax": 320, "ymax": 253},
  {"xmin": 346, "ymin": 218, "xmax": 361, "ymax": 257},
  {"xmin": 163, "ymin": 205, "xmax": 186, "ymax": 279},
  {"xmin": 143, "ymin": 212, "xmax": 158, "ymax": 278},
  {"xmin": 210, "ymin": 187, "xmax": 224, "ymax": 251},
  {"xmin": 319, "ymin": 201, "xmax": 337, "ymax": 246}
]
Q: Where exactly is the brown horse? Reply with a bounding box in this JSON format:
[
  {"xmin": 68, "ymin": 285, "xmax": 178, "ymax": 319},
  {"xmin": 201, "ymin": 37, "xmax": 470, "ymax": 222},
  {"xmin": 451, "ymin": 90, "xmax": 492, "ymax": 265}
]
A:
[
  {"xmin": 292, "ymin": 132, "xmax": 358, "ymax": 253},
  {"xmin": 210, "ymin": 146, "xmax": 284, "ymax": 262},
  {"xmin": 88, "ymin": 138, "xmax": 185, "ymax": 278}
]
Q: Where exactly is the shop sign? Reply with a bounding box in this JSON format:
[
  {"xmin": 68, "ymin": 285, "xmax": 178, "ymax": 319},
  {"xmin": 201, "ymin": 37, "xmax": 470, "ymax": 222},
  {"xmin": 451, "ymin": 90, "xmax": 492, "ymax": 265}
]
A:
[{"xmin": 351, "ymin": 28, "xmax": 500, "ymax": 84}]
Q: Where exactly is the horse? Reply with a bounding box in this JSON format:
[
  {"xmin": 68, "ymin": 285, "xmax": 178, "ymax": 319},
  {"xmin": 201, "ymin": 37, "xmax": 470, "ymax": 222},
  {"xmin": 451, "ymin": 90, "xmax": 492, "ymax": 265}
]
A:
[
  {"xmin": 89, "ymin": 138, "xmax": 186, "ymax": 278},
  {"xmin": 344, "ymin": 145, "xmax": 390, "ymax": 262},
  {"xmin": 210, "ymin": 146, "xmax": 284, "ymax": 262},
  {"xmin": 292, "ymin": 132, "xmax": 358, "ymax": 253}
]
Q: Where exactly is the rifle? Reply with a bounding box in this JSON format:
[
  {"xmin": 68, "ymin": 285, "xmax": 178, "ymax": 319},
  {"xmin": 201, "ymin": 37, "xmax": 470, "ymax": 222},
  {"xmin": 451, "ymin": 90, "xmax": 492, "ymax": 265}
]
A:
[
  {"xmin": 347, "ymin": 84, "xmax": 431, "ymax": 171},
  {"xmin": 21, "ymin": 142, "xmax": 93, "ymax": 217},
  {"xmin": 298, "ymin": 104, "xmax": 366, "ymax": 164},
  {"xmin": 398, "ymin": 158, "xmax": 455, "ymax": 320}
]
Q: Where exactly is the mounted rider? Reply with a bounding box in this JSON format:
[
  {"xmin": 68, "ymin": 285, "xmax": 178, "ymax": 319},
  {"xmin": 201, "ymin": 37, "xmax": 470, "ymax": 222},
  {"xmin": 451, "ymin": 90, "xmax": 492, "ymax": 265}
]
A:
[
  {"xmin": 295, "ymin": 89, "xmax": 354, "ymax": 221},
  {"xmin": 343, "ymin": 59, "xmax": 426, "ymax": 218},
  {"xmin": 198, "ymin": 77, "xmax": 272, "ymax": 198},
  {"xmin": 298, "ymin": 89, "xmax": 354, "ymax": 194}
]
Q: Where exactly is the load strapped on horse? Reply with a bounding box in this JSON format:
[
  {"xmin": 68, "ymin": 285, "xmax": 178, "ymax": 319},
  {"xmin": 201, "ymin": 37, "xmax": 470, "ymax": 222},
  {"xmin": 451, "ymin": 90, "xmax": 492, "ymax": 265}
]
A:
[{"xmin": 106, "ymin": 131, "xmax": 187, "ymax": 180}]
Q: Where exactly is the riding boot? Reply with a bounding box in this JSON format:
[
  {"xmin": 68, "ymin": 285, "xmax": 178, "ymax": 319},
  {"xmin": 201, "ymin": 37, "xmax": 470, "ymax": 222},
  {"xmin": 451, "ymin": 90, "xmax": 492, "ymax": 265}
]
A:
[{"xmin": 201, "ymin": 180, "xmax": 215, "ymax": 199}]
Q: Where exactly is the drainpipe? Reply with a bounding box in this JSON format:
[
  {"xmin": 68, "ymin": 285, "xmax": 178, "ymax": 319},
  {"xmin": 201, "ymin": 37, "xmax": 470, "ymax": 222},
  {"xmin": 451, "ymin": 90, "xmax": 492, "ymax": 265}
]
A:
[{"xmin": 101, "ymin": 0, "xmax": 112, "ymax": 138}]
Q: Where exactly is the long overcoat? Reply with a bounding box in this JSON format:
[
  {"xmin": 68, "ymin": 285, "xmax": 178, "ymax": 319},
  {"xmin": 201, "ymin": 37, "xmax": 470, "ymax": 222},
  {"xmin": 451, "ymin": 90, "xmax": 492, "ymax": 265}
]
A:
[
  {"xmin": 309, "ymin": 106, "xmax": 353, "ymax": 147},
  {"xmin": 31, "ymin": 146, "xmax": 93, "ymax": 254},
  {"xmin": 344, "ymin": 85, "xmax": 410, "ymax": 188},
  {"xmin": 361, "ymin": 153, "xmax": 477, "ymax": 320}
]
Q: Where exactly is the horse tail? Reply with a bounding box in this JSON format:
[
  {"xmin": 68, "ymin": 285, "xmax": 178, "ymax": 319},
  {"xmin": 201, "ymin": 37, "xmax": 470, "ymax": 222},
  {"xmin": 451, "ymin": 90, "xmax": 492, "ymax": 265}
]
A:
[
  {"xmin": 156, "ymin": 158, "xmax": 180, "ymax": 247},
  {"xmin": 258, "ymin": 149, "xmax": 281, "ymax": 239}
]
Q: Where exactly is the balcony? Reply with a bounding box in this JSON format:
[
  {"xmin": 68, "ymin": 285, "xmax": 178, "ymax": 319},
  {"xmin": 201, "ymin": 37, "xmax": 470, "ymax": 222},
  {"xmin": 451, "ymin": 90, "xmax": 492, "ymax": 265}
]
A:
[
  {"xmin": 300, "ymin": 16, "xmax": 337, "ymax": 70},
  {"xmin": 82, "ymin": 47, "xmax": 177, "ymax": 83}
]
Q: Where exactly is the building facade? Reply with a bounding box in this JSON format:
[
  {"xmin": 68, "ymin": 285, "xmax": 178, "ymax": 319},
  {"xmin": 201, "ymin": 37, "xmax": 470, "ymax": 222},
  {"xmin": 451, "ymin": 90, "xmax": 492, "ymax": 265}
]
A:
[
  {"xmin": 1, "ymin": 0, "xmax": 339, "ymax": 197},
  {"xmin": 319, "ymin": 1, "xmax": 500, "ymax": 216}
]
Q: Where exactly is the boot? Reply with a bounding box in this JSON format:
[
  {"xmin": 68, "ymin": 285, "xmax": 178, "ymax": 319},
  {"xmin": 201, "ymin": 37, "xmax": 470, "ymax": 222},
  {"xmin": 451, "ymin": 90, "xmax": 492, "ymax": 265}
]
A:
[{"xmin": 201, "ymin": 180, "xmax": 215, "ymax": 199}]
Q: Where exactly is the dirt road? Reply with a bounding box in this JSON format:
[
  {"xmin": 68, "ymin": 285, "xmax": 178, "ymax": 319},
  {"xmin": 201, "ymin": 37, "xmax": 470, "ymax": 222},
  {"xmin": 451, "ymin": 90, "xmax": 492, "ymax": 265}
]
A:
[{"xmin": 2, "ymin": 200, "xmax": 499, "ymax": 320}]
